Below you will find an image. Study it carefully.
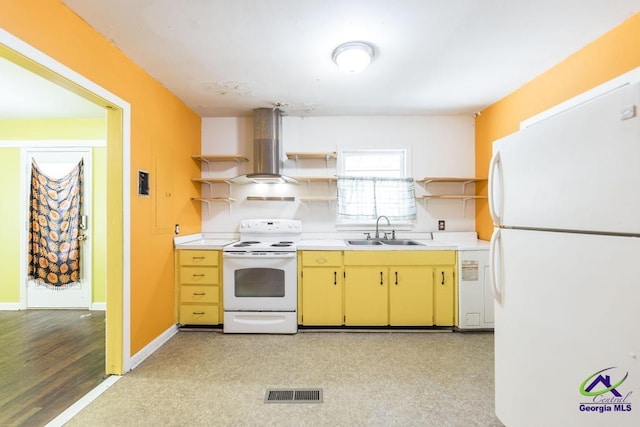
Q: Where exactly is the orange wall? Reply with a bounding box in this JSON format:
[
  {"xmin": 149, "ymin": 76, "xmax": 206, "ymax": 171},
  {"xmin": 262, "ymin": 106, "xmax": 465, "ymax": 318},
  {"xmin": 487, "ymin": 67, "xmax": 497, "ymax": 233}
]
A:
[
  {"xmin": 475, "ymin": 13, "xmax": 640, "ymax": 240},
  {"xmin": 0, "ymin": 0, "xmax": 202, "ymax": 353}
]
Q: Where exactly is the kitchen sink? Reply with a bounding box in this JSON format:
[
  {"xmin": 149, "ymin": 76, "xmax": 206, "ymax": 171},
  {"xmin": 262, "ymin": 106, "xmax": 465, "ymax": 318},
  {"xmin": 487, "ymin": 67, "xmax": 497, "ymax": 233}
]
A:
[
  {"xmin": 381, "ymin": 239, "xmax": 423, "ymax": 246},
  {"xmin": 345, "ymin": 239, "xmax": 423, "ymax": 246},
  {"xmin": 346, "ymin": 239, "xmax": 383, "ymax": 245}
]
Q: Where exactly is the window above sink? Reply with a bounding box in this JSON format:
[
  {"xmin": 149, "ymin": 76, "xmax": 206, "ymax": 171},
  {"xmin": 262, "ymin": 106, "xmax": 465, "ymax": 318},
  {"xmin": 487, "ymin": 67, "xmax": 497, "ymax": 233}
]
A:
[{"xmin": 337, "ymin": 149, "xmax": 416, "ymax": 226}]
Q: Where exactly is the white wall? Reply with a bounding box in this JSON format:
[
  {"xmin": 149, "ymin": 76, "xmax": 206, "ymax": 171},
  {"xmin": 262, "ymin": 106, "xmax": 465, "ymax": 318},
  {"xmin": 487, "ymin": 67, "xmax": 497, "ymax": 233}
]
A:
[{"xmin": 201, "ymin": 115, "xmax": 476, "ymax": 236}]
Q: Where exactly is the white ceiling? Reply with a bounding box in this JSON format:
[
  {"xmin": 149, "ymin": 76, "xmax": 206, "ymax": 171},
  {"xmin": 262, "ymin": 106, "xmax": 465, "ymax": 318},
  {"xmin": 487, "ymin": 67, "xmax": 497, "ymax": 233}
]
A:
[
  {"xmin": 0, "ymin": 57, "xmax": 105, "ymax": 119},
  {"xmin": 4, "ymin": 0, "xmax": 640, "ymax": 119}
]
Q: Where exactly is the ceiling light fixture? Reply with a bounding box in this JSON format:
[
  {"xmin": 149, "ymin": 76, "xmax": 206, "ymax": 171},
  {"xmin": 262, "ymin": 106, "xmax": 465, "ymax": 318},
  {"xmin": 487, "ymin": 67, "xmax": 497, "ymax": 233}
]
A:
[{"xmin": 332, "ymin": 41, "xmax": 374, "ymax": 74}]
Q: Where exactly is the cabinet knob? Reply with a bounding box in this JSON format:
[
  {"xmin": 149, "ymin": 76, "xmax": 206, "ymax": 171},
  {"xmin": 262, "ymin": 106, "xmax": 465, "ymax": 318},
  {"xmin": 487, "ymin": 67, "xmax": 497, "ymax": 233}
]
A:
[{"xmin": 316, "ymin": 257, "xmax": 327, "ymax": 264}]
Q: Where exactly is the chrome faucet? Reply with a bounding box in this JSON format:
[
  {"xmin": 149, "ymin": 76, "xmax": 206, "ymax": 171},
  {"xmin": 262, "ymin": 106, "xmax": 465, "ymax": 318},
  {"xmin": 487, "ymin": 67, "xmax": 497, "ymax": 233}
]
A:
[{"xmin": 375, "ymin": 215, "xmax": 390, "ymax": 239}]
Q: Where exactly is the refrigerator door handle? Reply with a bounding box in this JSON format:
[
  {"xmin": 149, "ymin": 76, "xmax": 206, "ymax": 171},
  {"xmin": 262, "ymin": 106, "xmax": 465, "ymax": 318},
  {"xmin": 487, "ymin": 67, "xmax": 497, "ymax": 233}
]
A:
[
  {"xmin": 488, "ymin": 150, "xmax": 502, "ymax": 226},
  {"xmin": 490, "ymin": 227, "xmax": 503, "ymax": 304}
]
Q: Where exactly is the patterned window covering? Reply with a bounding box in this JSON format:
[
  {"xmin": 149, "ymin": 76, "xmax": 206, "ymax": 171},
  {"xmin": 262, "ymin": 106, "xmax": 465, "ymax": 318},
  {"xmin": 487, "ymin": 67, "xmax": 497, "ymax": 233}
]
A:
[
  {"xmin": 337, "ymin": 176, "xmax": 416, "ymax": 222},
  {"xmin": 28, "ymin": 159, "xmax": 83, "ymax": 289}
]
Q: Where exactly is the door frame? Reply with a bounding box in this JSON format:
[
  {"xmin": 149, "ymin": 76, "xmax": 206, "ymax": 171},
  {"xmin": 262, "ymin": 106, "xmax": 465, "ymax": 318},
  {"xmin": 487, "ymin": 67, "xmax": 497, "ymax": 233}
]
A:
[
  {"xmin": 0, "ymin": 29, "xmax": 132, "ymax": 374},
  {"xmin": 21, "ymin": 145, "xmax": 95, "ymax": 309}
]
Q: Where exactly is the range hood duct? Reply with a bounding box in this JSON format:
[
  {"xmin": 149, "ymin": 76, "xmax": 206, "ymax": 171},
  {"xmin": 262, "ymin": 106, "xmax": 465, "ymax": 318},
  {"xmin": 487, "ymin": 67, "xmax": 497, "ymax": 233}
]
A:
[{"xmin": 231, "ymin": 108, "xmax": 296, "ymax": 184}]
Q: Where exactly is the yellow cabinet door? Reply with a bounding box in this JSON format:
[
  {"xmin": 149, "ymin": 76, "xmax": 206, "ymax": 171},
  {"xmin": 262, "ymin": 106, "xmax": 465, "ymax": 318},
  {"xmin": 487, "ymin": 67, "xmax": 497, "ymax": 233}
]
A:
[
  {"xmin": 344, "ymin": 267, "xmax": 388, "ymax": 326},
  {"xmin": 301, "ymin": 267, "xmax": 342, "ymax": 325},
  {"xmin": 434, "ymin": 266, "xmax": 455, "ymax": 326},
  {"xmin": 389, "ymin": 266, "xmax": 433, "ymax": 326}
]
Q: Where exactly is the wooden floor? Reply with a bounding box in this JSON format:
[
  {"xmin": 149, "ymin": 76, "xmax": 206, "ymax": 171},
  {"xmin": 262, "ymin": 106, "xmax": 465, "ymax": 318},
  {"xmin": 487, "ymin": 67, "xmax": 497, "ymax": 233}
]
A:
[{"xmin": 0, "ymin": 310, "xmax": 106, "ymax": 427}]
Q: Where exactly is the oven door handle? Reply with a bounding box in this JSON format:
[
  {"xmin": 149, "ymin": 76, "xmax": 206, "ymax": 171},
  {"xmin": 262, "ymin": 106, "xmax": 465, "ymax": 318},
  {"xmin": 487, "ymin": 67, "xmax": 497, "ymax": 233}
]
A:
[{"xmin": 223, "ymin": 252, "xmax": 296, "ymax": 259}]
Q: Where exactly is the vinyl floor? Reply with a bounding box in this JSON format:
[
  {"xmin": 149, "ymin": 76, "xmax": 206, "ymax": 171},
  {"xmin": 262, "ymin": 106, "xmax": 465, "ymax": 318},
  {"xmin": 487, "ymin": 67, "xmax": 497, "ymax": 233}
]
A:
[{"xmin": 67, "ymin": 330, "xmax": 502, "ymax": 426}]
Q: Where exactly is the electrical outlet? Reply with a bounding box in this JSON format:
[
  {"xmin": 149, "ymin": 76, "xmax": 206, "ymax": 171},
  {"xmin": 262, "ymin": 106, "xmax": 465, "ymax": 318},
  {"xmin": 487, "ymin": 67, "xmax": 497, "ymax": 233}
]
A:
[
  {"xmin": 175, "ymin": 224, "xmax": 180, "ymax": 235},
  {"xmin": 438, "ymin": 220, "xmax": 445, "ymax": 231}
]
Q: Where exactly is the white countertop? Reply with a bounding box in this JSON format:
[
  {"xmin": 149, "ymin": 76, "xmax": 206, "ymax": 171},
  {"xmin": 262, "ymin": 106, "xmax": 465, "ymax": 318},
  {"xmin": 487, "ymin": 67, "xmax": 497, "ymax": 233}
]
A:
[
  {"xmin": 296, "ymin": 239, "xmax": 457, "ymax": 251},
  {"xmin": 431, "ymin": 232, "xmax": 490, "ymax": 251},
  {"xmin": 174, "ymin": 232, "xmax": 487, "ymax": 251},
  {"xmin": 174, "ymin": 234, "xmax": 237, "ymax": 250}
]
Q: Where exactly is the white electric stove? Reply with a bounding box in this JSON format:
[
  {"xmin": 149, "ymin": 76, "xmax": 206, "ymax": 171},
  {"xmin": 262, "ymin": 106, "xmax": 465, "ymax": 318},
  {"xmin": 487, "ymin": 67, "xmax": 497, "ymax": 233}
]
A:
[{"xmin": 222, "ymin": 219, "xmax": 301, "ymax": 333}]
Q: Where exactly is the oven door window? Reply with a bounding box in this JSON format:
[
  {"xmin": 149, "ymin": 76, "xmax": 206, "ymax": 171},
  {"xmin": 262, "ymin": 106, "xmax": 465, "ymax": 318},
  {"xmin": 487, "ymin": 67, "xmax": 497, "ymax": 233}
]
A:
[{"xmin": 234, "ymin": 268, "xmax": 285, "ymax": 297}]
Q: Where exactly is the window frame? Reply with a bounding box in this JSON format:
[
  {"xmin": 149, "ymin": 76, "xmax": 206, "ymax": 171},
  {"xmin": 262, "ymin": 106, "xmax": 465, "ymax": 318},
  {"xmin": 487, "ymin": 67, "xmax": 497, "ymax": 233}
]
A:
[
  {"xmin": 336, "ymin": 148, "xmax": 415, "ymax": 229},
  {"xmin": 338, "ymin": 148, "xmax": 410, "ymax": 178}
]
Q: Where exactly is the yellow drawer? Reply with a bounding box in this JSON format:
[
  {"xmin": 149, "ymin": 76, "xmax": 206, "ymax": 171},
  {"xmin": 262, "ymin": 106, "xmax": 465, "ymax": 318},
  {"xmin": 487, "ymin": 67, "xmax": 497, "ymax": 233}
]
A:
[
  {"xmin": 344, "ymin": 250, "xmax": 455, "ymax": 266},
  {"xmin": 180, "ymin": 285, "xmax": 219, "ymax": 304},
  {"xmin": 179, "ymin": 304, "xmax": 219, "ymax": 325},
  {"xmin": 179, "ymin": 250, "xmax": 218, "ymax": 266},
  {"xmin": 179, "ymin": 267, "xmax": 218, "ymax": 285},
  {"xmin": 302, "ymin": 251, "xmax": 342, "ymax": 267}
]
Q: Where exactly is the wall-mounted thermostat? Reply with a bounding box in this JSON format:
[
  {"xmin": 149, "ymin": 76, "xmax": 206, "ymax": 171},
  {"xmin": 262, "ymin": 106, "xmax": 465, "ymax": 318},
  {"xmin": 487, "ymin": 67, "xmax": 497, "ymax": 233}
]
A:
[{"xmin": 138, "ymin": 170, "xmax": 150, "ymax": 196}]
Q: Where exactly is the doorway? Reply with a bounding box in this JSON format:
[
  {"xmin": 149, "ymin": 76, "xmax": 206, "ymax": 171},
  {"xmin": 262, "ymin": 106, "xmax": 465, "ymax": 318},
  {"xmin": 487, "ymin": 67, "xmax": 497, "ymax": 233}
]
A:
[
  {"xmin": 1, "ymin": 30, "xmax": 130, "ymax": 374},
  {"xmin": 24, "ymin": 148, "xmax": 93, "ymax": 309}
]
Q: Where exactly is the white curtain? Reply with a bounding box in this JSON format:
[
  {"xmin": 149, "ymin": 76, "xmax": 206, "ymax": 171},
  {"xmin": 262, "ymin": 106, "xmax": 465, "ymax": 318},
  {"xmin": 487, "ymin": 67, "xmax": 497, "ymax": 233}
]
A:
[{"xmin": 337, "ymin": 176, "xmax": 416, "ymax": 222}]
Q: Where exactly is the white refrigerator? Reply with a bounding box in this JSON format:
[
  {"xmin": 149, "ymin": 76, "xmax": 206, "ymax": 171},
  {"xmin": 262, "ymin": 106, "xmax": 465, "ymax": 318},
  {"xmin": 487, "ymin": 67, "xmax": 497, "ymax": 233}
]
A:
[{"xmin": 490, "ymin": 82, "xmax": 640, "ymax": 426}]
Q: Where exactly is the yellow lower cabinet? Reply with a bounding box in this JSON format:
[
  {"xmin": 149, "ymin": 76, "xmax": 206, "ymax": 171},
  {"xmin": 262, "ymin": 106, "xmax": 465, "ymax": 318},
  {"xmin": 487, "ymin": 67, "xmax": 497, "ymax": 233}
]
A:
[
  {"xmin": 389, "ymin": 266, "xmax": 434, "ymax": 326},
  {"xmin": 433, "ymin": 266, "xmax": 455, "ymax": 326},
  {"xmin": 176, "ymin": 249, "xmax": 221, "ymax": 325},
  {"xmin": 303, "ymin": 250, "xmax": 456, "ymax": 328},
  {"xmin": 344, "ymin": 267, "xmax": 388, "ymax": 326},
  {"xmin": 301, "ymin": 267, "xmax": 343, "ymax": 325}
]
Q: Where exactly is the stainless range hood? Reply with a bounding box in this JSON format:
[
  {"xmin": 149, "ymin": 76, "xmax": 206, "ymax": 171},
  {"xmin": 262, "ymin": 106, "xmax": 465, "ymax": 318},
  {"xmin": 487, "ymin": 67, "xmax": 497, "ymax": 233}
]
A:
[{"xmin": 231, "ymin": 108, "xmax": 297, "ymax": 184}]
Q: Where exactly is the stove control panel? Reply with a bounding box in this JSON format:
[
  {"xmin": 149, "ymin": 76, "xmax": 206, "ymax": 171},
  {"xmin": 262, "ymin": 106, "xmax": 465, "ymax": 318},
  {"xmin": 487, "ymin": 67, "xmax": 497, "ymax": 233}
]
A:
[{"xmin": 239, "ymin": 219, "xmax": 302, "ymax": 234}]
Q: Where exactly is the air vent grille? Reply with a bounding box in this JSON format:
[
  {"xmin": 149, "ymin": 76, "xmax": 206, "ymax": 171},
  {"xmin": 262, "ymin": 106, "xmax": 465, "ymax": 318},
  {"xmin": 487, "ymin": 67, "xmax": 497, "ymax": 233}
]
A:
[{"xmin": 264, "ymin": 388, "xmax": 323, "ymax": 403}]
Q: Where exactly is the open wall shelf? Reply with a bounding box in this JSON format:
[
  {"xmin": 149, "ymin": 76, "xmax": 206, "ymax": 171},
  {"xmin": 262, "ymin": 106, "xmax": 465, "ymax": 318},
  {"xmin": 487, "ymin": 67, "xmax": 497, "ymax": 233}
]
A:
[
  {"xmin": 191, "ymin": 154, "xmax": 249, "ymax": 164},
  {"xmin": 192, "ymin": 154, "xmax": 248, "ymax": 174},
  {"xmin": 299, "ymin": 196, "xmax": 337, "ymax": 205},
  {"xmin": 191, "ymin": 197, "xmax": 235, "ymax": 214},
  {"xmin": 417, "ymin": 177, "xmax": 487, "ymax": 216},
  {"xmin": 286, "ymin": 151, "xmax": 337, "ymax": 168}
]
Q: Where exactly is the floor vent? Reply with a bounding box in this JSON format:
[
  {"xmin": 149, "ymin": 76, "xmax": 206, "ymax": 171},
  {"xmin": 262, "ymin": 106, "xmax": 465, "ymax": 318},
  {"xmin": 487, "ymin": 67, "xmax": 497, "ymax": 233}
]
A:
[{"xmin": 264, "ymin": 388, "xmax": 323, "ymax": 403}]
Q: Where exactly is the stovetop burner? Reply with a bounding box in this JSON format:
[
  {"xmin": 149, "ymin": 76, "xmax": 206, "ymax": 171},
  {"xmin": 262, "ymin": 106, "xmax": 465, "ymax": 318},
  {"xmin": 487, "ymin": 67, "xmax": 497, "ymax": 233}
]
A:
[
  {"xmin": 223, "ymin": 219, "xmax": 302, "ymax": 253},
  {"xmin": 233, "ymin": 241, "xmax": 260, "ymax": 247}
]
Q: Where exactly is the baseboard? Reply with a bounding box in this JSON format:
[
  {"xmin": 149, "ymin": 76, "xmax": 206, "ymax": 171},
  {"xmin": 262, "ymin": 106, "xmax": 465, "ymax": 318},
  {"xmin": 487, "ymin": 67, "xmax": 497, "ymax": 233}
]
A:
[
  {"xmin": 127, "ymin": 324, "xmax": 179, "ymax": 371},
  {"xmin": 91, "ymin": 302, "xmax": 106, "ymax": 311},
  {"xmin": 0, "ymin": 303, "xmax": 107, "ymax": 311},
  {"xmin": 46, "ymin": 375, "xmax": 122, "ymax": 427}
]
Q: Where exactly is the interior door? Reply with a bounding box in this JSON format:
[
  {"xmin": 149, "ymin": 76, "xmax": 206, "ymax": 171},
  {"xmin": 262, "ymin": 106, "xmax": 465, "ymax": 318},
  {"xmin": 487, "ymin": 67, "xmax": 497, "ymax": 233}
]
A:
[{"xmin": 25, "ymin": 149, "xmax": 92, "ymax": 308}]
